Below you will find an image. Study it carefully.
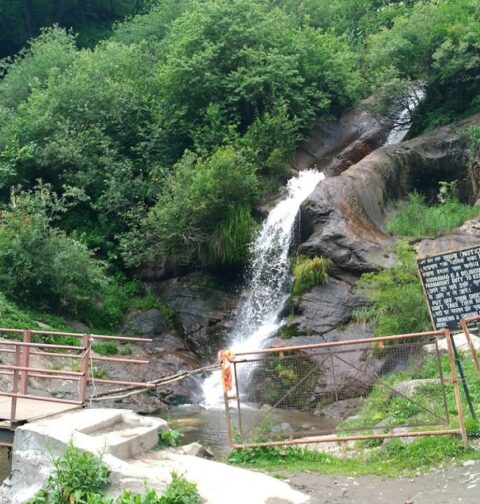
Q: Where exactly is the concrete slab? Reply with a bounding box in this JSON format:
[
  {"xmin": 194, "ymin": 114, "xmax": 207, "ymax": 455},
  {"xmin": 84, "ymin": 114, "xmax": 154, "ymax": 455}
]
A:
[{"xmin": 0, "ymin": 408, "xmax": 310, "ymax": 504}]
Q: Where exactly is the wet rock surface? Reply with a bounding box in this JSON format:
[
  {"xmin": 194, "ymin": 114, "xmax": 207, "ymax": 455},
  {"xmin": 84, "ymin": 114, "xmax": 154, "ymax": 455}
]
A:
[
  {"xmin": 293, "ymin": 275, "xmax": 368, "ymax": 336},
  {"xmin": 153, "ymin": 273, "xmax": 239, "ymax": 359},
  {"xmin": 293, "ymin": 104, "xmax": 390, "ymax": 173}
]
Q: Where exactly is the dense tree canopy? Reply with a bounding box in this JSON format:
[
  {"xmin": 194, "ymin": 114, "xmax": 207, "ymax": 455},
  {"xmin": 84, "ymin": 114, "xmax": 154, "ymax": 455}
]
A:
[
  {"xmin": 0, "ymin": 0, "xmax": 155, "ymax": 58},
  {"xmin": 0, "ymin": 0, "xmax": 478, "ymax": 327}
]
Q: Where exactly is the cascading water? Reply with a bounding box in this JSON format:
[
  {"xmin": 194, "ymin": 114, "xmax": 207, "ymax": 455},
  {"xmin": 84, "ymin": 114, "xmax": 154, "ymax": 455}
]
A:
[
  {"xmin": 202, "ymin": 169, "xmax": 324, "ymax": 407},
  {"xmin": 201, "ymin": 88, "xmax": 425, "ymax": 408},
  {"xmin": 385, "ymin": 84, "xmax": 425, "ymax": 146}
]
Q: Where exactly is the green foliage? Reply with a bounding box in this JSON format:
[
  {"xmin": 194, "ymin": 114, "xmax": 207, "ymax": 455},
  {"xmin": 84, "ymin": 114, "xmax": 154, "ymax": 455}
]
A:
[
  {"xmin": 292, "ymin": 256, "xmax": 330, "ymax": 296},
  {"xmin": 279, "ymin": 323, "xmax": 302, "ymax": 340},
  {"xmin": 0, "ymin": 184, "xmax": 108, "ymax": 318},
  {"xmin": 227, "ymin": 435, "xmax": 479, "ymax": 476},
  {"xmin": 28, "ymin": 444, "xmax": 200, "ymax": 504},
  {"xmin": 386, "ymin": 191, "xmax": 480, "ymax": 238},
  {"xmin": 28, "ymin": 443, "xmax": 110, "ymax": 504},
  {"xmin": 366, "ymin": 0, "xmax": 480, "ymax": 133},
  {"xmin": 354, "ymin": 242, "xmax": 431, "ymax": 336},
  {"xmin": 91, "ymin": 341, "xmax": 118, "ymax": 356},
  {"xmin": 156, "ymin": 0, "xmax": 362, "ymax": 159},
  {"xmin": 229, "ymin": 352, "xmax": 480, "ymax": 475},
  {"xmin": 126, "ymin": 147, "xmax": 259, "ymax": 269},
  {"xmin": 0, "ymin": 27, "xmax": 78, "ymax": 110},
  {"xmin": 260, "ymin": 357, "xmax": 318, "ymax": 409},
  {"xmin": 157, "ymin": 429, "xmax": 184, "ymax": 448},
  {"xmin": 0, "ymin": 292, "xmax": 39, "ymax": 329},
  {"xmin": 158, "ymin": 472, "xmax": 200, "ymax": 504},
  {"xmin": 119, "ymin": 346, "xmax": 133, "ymax": 356}
]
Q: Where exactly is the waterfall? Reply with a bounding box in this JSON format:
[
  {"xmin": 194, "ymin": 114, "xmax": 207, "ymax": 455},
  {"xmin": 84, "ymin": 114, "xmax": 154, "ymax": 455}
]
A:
[
  {"xmin": 385, "ymin": 84, "xmax": 425, "ymax": 146},
  {"xmin": 202, "ymin": 169, "xmax": 325, "ymax": 407}
]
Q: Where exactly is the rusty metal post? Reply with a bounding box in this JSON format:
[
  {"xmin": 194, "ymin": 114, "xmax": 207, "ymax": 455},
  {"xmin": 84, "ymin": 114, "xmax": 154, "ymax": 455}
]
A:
[
  {"xmin": 233, "ymin": 362, "xmax": 243, "ymax": 441},
  {"xmin": 20, "ymin": 330, "xmax": 31, "ymax": 394},
  {"xmin": 10, "ymin": 344, "xmax": 21, "ymax": 423},
  {"xmin": 460, "ymin": 319, "xmax": 480, "ymax": 374},
  {"xmin": 223, "ymin": 389, "xmax": 234, "ymax": 450},
  {"xmin": 445, "ymin": 330, "xmax": 468, "ymax": 447},
  {"xmin": 79, "ymin": 334, "xmax": 90, "ymax": 404}
]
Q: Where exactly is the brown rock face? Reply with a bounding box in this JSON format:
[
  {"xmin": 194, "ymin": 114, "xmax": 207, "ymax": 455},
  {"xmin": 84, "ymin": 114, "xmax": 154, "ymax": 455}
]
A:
[
  {"xmin": 293, "ymin": 105, "xmax": 390, "ymax": 173},
  {"xmin": 299, "ymin": 113, "xmax": 480, "ymax": 273}
]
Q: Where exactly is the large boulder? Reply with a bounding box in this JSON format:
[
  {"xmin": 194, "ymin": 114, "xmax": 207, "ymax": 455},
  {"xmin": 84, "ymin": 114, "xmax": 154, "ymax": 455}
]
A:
[
  {"xmin": 299, "ymin": 114, "xmax": 480, "ymax": 273},
  {"xmin": 153, "ymin": 274, "xmax": 239, "ymax": 359},
  {"xmin": 293, "ymin": 103, "xmax": 390, "ymax": 172},
  {"xmin": 124, "ymin": 309, "xmax": 169, "ymax": 339},
  {"xmin": 293, "ymin": 273, "xmax": 369, "ymax": 336}
]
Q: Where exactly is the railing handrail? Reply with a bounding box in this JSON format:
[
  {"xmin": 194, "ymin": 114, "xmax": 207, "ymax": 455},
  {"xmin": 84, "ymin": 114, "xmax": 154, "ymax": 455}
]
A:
[
  {"xmin": 0, "ymin": 327, "xmax": 155, "ymax": 422},
  {"xmin": 234, "ymin": 329, "xmax": 449, "ymax": 357},
  {"xmin": 0, "ymin": 326, "xmax": 153, "ymax": 343}
]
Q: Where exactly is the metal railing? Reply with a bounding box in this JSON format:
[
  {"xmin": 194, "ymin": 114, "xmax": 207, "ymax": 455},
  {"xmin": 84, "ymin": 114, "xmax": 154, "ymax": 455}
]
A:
[
  {"xmin": 0, "ymin": 328, "xmax": 154, "ymax": 423},
  {"xmin": 222, "ymin": 329, "xmax": 468, "ymax": 450}
]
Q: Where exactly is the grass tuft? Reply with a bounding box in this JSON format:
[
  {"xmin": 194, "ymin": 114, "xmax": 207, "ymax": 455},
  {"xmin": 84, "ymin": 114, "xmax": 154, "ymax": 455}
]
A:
[
  {"xmin": 386, "ymin": 191, "xmax": 480, "ymax": 238},
  {"xmin": 293, "ymin": 255, "xmax": 330, "ymax": 296}
]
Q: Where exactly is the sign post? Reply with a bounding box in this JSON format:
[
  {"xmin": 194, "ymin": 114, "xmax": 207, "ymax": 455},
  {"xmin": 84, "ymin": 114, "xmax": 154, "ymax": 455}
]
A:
[{"xmin": 417, "ymin": 245, "xmax": 480, "ymax": 420}]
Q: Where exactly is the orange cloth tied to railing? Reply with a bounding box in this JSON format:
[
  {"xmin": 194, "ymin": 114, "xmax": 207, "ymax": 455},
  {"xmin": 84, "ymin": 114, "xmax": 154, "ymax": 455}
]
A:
[{"xmin": 218, "ymin": 349, "xmax": 235, "ymax": 393}]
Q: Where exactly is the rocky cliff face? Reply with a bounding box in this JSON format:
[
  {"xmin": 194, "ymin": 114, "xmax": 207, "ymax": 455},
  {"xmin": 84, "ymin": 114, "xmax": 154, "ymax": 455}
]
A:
[{"xmin": 120, "ymin": 112, "xmax": 480, "ymax": 411}]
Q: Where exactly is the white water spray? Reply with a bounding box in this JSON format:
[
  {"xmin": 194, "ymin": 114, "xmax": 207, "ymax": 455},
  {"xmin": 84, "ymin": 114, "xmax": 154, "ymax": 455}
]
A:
[
  {"xmin": 385, "ymin": 84, "xmax": 425, "ymax": 146},
  {"xmin": 202, "ymin": 169, "xmax": 324, "ymax": 407}
]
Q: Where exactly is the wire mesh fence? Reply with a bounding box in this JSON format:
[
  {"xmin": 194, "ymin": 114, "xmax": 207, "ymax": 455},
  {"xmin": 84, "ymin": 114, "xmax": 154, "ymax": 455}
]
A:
[{"xmin": 223, "ymin": 330, "xmax": 467, "ymax": 449}]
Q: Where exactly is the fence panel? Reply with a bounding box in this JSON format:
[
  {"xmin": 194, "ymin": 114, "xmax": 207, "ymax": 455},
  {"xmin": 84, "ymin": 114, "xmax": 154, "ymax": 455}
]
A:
[{"xmin": 223, "ymin": 330, "xmax": 467, "ymax": 449}]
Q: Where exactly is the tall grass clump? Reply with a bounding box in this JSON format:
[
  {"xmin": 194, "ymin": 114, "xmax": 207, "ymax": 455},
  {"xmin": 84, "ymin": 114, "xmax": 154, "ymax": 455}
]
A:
[
  {"xmin": 293, "ymin": 256, "xmax": 330, "ymax": 296},
  {"xmin": 386, "ymin": 189, "xmax": 480, "ymax": 238},
  {"xmin": 353, "ymin": 242, "xmax": 431, "ymax": 337}
]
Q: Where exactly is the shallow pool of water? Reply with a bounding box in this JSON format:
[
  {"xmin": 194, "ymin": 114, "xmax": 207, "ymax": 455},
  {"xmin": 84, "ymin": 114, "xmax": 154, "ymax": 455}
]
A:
[{"xmin": 160, "ymin": 405, "xmax": 337, "ymax": 459}]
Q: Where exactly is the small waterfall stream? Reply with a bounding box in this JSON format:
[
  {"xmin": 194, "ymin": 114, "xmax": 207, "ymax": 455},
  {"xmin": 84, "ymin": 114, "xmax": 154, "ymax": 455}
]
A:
[
  {"xmin": 202, "ymin": 170, "xmax": 325, "ymax": 406},
  {"xmin": 201, "ymin": 88, "xmax": 425, "ymax": 408},
  {"xmin": 385, "ymin": 85, "xmax": 425, "ymax": 145}
]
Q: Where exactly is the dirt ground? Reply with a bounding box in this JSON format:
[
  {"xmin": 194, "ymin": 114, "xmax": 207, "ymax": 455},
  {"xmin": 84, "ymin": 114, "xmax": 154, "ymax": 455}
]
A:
[{"xmin": 288, "ymin": 460, "xmax": 480, "ymax": 504}]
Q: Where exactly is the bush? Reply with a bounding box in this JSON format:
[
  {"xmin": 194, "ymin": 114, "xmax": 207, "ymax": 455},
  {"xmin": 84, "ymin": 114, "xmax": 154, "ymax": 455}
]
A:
[
  {"xmin": 0, "ymin": 184, "xmax": 108, "ymax": 318},
  {"xmin": 159, "ymin": 472, "xmax": 200, "ymax": 504},
  {"xmin": 157, "ymin": 429, "xmax": 184, "ymax": 448},
  {"xmin": 124, "ymin": 146, "xmax": 259, "ymax": 269},
  {"xmin": 354, "ymin": 242, "xmax": 431, "ymax": 337},
  {"xmin": 28, "ymin": 443, "xmax": 110, "ymax": 504},
  {"xmin": 292, "ymin": 256, "xmax": 330, "ymax": 296},
  {"xmin": 386, "ymin": 191, "xmax": 480, "ymax": 238}
]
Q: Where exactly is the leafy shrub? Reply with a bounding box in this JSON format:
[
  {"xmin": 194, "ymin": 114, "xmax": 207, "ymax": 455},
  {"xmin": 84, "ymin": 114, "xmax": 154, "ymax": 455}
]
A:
[
  {"xmin": 386, "ymin": 191, "xmax": 480, "ymax": 238},
  {"xmin": 28, "ymin": 443, "xmax": 110, "ymax": 504},
  {"xmin": 125, "ymin": 147, "xmax": 259, "ymax": 269},
  {"xmin": 159, "ymin": 472, "xmax": 200, "ymax": 504},
  {"xmin": 0, "ymin": 184, "xmax": 108, "ymax": 318},
  {"xmin": 292, "ymin": 256, "xmax": 330, "ymax": 296},
  {"xmin": 157, "ymin": 429, "xmax": 184, "ymax": 448},
  {"xmin": 354, "ymin": 242, "xmax": 431, "ymax": 337},
  {"xmin": 0, "ymin": 27, "xmax": 78, "ymax": 110}
]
